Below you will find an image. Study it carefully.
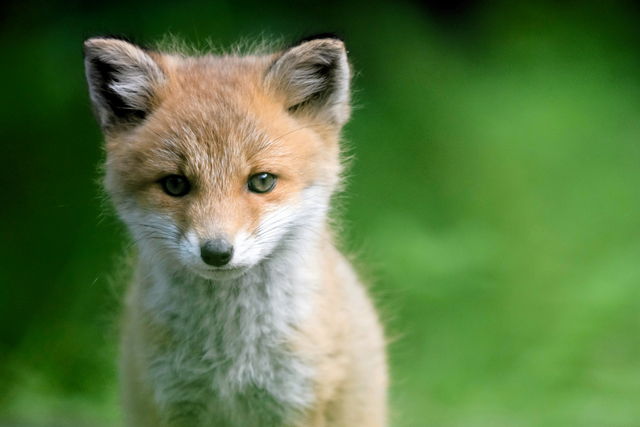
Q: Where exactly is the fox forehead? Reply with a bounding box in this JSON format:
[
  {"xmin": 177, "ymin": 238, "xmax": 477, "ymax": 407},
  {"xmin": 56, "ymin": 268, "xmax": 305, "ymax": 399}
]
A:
[{"xmin": 109, "ymin": 55, "xmax": 329, "ymax": 191}]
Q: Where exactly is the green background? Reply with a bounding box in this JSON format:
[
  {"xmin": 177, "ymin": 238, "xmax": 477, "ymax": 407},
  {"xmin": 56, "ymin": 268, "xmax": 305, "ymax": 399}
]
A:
[{"xmin": 1, "ymin": 0, "xmax": 640, "ymax": 425}]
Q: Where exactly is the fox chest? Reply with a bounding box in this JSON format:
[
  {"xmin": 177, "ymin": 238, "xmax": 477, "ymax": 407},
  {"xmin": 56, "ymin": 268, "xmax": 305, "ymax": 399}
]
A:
[{"xmin": 143, "ymin": 291, "xmax": 314, "ymax": 426}]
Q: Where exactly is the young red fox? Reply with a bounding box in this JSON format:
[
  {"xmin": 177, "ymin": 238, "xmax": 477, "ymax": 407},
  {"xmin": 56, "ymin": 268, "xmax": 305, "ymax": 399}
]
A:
[{"xmin": 84, "ymin": 34, "xmax": 387, "ymax": 426}]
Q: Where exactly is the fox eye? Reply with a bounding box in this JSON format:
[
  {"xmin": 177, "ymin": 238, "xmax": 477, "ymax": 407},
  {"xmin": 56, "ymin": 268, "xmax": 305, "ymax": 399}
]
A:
[
  {"xmin": 248, "ymin": 173, "xmax": 276, "ymax": 194},
  {"xmin": 160, "ymin": 175, "xmax": 190, "ymax": 197}
]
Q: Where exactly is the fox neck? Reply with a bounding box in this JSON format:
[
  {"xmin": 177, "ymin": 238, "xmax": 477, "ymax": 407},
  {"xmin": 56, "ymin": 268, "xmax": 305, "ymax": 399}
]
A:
[
  {"xmin": 139, "ymin": 219, "xmax": 324, "ymax": 327},
  {"xmin": 134, "ymin": 220, "xmax": 324, "ymax": 412}
]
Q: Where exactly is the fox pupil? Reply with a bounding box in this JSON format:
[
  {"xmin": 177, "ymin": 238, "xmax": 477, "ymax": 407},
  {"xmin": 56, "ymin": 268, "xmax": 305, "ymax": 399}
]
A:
[
  {"xmin": 161, "ymin": 175, "xmax": 190, "ymax": 197},
  {"xmin": 248, "ymin": 173, "xmax": 276, "ymax": 193}
]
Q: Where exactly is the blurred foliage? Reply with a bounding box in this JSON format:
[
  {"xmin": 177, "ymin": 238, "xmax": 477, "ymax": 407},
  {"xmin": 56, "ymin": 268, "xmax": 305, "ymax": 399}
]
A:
[{"xmin": 1, "ymin": 0, "xmax": 640, "ymax": 425}]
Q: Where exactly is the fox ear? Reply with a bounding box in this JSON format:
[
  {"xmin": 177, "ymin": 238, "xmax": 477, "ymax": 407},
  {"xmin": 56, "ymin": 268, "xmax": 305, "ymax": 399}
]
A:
[
  {"xmin": 84, "ymin": 37, "xmax": 166, "ymax": 132},
  {"xmin": 266, "ymin": 36, "xmax": 351, "ymax": 126}
]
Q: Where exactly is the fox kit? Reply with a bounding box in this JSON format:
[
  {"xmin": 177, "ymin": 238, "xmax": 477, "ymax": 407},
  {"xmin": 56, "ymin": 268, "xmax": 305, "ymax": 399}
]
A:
[{"xmin": 84, "ymin": 34, "xmax": 387, "ymax": 426}]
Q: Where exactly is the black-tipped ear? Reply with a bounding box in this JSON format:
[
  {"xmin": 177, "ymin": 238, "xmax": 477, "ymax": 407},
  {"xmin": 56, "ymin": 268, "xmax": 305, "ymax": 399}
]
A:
[
  {"xmin": 84, "ymin": 37, "xmax": 166, "ymax": 132},
  {"xmin": 265, "ymin": 38, "xmax": 351, "ymax": 126}
]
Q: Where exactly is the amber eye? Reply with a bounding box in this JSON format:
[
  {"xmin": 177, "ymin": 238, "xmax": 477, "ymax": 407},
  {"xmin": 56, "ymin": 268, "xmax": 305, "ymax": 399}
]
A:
[
  {"xmin": 160, "ymin": 175, "xmax": 190, "ymax": 197},
  {"xmin": 248, "ymin": 173, "xmax": 276, "ymax": 193}
]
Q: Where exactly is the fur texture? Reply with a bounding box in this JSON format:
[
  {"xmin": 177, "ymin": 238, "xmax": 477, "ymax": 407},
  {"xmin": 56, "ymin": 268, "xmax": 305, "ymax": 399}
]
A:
[{"xmin": 84, "ymin": 35, "xmax": 387, "ymax": 427}]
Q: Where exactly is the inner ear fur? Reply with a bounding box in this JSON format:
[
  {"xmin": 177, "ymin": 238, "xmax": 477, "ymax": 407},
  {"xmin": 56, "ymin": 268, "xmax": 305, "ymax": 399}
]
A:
[
  {"xmin": 84, "ymin": 37, "xmax": 166, "ymax": 133},
  {"xmin": 265, "ymin": 38, "xmax": 351, "ymax": 126}
]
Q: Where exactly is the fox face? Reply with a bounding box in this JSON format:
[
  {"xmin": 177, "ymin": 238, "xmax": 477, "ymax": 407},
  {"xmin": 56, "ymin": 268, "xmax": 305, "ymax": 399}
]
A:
[{"xmin": 85, "ymin": 37, "xmax": 351, "ymax": 280}]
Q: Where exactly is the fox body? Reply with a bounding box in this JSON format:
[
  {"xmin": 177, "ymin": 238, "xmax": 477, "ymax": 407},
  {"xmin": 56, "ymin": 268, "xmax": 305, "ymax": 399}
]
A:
[{"xmin": 84, "ymin": 35, "xmax": 387, "ymax": 426}]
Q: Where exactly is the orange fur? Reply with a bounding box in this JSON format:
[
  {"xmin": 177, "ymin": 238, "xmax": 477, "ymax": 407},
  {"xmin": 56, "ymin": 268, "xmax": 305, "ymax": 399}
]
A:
[{"xmin": 85, "ymin": 36, "xmax": 387, "ymax": 427}]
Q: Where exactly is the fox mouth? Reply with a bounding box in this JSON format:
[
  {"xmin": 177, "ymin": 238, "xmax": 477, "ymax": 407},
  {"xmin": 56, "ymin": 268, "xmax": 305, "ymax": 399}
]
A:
[{"xmin": 192, "ymin": 265, "xmax": 249, "ymax": 281}]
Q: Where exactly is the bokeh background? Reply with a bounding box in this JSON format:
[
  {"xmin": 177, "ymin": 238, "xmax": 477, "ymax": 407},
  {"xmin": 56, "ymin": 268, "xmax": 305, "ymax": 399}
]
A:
[{"xmin": 2, "ymin": 0, "xmax": 640, "ymax": 425}]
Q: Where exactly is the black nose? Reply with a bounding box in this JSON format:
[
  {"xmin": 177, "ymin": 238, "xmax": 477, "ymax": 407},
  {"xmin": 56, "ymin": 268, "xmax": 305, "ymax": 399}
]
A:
[{"xmin": 201, "ymin": 238, "xmax": 234, "ymax": 267}]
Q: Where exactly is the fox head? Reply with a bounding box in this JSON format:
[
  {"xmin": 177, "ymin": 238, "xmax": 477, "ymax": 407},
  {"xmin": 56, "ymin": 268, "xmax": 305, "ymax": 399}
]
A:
[{"xmin": 84, "ymin": 35, "xmax": 351, "ymax": 280}]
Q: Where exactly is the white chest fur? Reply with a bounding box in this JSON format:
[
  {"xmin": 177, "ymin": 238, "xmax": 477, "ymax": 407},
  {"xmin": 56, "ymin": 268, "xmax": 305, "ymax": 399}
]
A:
[{"xmin": 137, "ymin": 251, "xmax": 317, "ymax": 426}]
